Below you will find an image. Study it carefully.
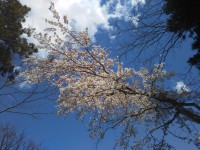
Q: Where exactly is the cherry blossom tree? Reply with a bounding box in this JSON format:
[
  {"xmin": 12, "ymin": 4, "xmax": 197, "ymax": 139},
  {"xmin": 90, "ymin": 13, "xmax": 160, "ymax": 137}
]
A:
[{"xmin": 23, "ymin": 3, "xmax": 200, "ymax": 149}]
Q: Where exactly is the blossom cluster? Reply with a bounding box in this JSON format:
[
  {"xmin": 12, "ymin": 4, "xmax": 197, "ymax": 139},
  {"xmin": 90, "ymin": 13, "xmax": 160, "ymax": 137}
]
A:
[{"xmin": 23, "ymin": 3, "xmax": 169, "ymax": 121}]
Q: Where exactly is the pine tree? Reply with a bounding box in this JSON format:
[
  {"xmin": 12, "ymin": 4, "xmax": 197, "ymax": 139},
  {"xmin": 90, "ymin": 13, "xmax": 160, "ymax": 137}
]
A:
[
  {"xmin": 164, "ymin": 0, "xmax": 200, "ymax": 69},
  {"xmin": 0, "ymin": 0, "xmax": 37, "ymax": 80}
]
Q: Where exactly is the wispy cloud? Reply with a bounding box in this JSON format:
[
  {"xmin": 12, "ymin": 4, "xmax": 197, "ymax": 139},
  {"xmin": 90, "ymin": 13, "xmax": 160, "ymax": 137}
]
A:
[{"xmin": 14, "ymin": 66, "xmax": 32, "ymax": 89}]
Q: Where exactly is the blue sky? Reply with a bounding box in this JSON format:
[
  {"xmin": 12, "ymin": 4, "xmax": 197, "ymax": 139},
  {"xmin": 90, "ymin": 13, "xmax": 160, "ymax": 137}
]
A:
[{"xmin": 1, "ymin": 0, "xmax": 199, "ymax": 150}]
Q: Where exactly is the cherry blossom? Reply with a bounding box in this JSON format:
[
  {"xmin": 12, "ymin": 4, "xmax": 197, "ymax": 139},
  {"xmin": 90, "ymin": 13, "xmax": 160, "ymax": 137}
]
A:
[{"xmin": 23, "ymin": 3, "xmax": 200, "ymax": 149}]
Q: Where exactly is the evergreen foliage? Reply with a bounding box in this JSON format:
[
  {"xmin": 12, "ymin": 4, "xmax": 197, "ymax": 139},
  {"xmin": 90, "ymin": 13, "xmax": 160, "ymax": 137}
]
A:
[
  {"xmin": 164, "ymin": 0, "xmax": 200, "ymax": 69},
  {"xmin": 0, "ymin": 0, "xmax": 37, "ymax": 80}
]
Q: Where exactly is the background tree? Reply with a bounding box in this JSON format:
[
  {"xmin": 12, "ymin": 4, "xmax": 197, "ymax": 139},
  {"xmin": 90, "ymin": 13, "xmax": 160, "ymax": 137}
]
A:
[
  {"xmin": 113, "ymin": 0, "xmax": 200, "ymax": 72},
  {"xmin": 23, "ymin": 4, "xmax": 200, "ymax": 149},
  {"xmin": 0, "ymin": 0, "xmax": 37, "ymax": 80},
  {"xmin": 0, "ymin": 76, "xmax": 57, "ymax": 117},
  {"xmin": 113, "ymin": 0, "xmax": 173, "ymax": 64},
  {"xmin": 0, "ymin": 123, "xmax": 44, "ymax": 150},
  {"xmin": 164, "ymin": 0, "xmax": 200, "ymax": 70}
]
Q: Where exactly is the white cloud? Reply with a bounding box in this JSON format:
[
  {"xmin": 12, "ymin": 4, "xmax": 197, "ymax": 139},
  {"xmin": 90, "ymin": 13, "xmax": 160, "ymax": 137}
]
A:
[
  {"xmin": 175, "ymin": 81, "xmax": 190, "ymax": 94},
  {"xmin": 103, "ymin": 0, "xmax": 145, "ymax": 25},
  {"xmin": 131, "ymin": 0, "xmax": 145, "ymax": 6},
  {"xmin": 20, "ymin": 0, "xmax": 145, "ymax": 35},
  {"xmin": 109, "ymin": 35, "xmax": 116, "ymax": 40},
  {"xmin": 34, "ymin": 49, "xmax": 49, "ymax": 58},
  {"xmin": 13, "ymin": 66, "xmax": 32, "ymax": 89},
  {"xmin": 56, "ymin": 0, "xmax": 112, "ymax": 37},
  {"xmin": 18, "ymin": 81, "xmax": 31, "ymax": 89},
  {"xmin": 20, "ymin": 0, "xmax": 111, "ymax": 37},
  {"xmin": 19, "ymin": 0, "xmax": 145, "ymax": 57},
  {"xmin": 15, "ymin": 73, "xmax": 32, "ymax": 89}
]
